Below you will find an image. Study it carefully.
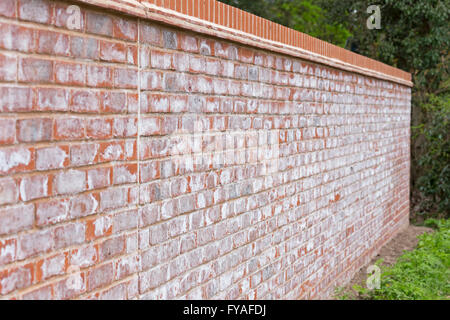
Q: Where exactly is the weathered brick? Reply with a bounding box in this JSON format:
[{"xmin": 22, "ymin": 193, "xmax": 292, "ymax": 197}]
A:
[
  {"xmin": 18, "ymin": 0, "xmax": 52, "ymax": 24},
  {"xmin": 19, "ymin": 174, "xmax": 49, "ymax": 201},
  {"xmin": 17, "ymin": 118, "xmax": 52, "ymax": 142},
  {"xmin": 18, "ymin": 58, "xmax": 53, "ymax": 83},
  {"xmin": 54, "ymin": 170, "xmax": 86, "ymax": 195}
]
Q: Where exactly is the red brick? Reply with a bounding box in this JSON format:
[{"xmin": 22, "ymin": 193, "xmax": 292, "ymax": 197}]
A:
[
  {"xmin": 36, "ymin": 198, "xmax": 69, "ymax": 226},
  {"xmin": 87, "ymin": 65, "xmax": 113, "ymax": 88},
  {"xmin": 17, "ymin": 229, "xmax": 54, "ymax": 260},
  {"xmin": 36, "ymin": 88, "xmax": 70, "ymax": 112},
  {"xmin": 36, "ymin": 146, "xmax": 69, "ymax": 170},
  {"xmin": 54, "ymin": 62, "xmax": 86, "ymax": 86},
  {"xmin": 0, "ymin": 52, "xmax": 17, "ymax": 81},
  {"xmin": 0, "ymin": 0, "xmax": 16, "ymax": 18},
  {"xmin": 70, "ymin": 143, "xmax": 98, "ymax": 166},
  {"xmin": 17, "ymin": 118, "xmax": 52, "ymax": 142},
  {"xmin": 0, "ymin": 86, "xmax": 33, "ymax": 112},
  {"xmin": 0, "ymin": 23, "xmax": 34, "ymax": 52},
  {"xmin": 0, "ymin": 238, "xmax": 16, "ymax": 265},
  {"xmin": 87, "ymin": 166, "xmax": 111, "ymax": 190},
  {"xmin": 69, "ymin": 193, "xmax": 99, "ymax": 219},
  {"xmin": 0, "ymin": 118, "xmax": 16, "ymax": 144},
  {"xmin": 22, "ymin": 285, "xmax": 53, "ymax": 300},
  {"xmin": 70, "ymin": 90, "xmax": 101, "ymax": 113},
  {"xmin": 113, "ymin": 163, "xmax": 137, "ymax": 185},
  {"xmin": 114, "ymin": 68, "xmax": 137, "ymax": 89},
  {"xmin": 0, "ymin": 146, "xmax": 35, "ymax": 175},
  {"xmin": 86, "ymin": 118, "xmax": 113, "ymax": 139},
  {"xmin": 19, "ymin": 174, "xmax": 49, "ymax": 201},
  {"xmin": 54, "ymin": 222, "xmax": 85, "ymax": 249},
  {"xmin": 100, "ymin": 41, "xmax": 127, "ymax": 63},
  {"xmin": 0, "ymin": 264, "xmax": 34, "ymax": 295},
  {"xmin": 18, "ymin": 58, "xmax": 53, "ymax": 83},
  {"xmin": 54, "ymin": 117, "xmax": 85, "ymax": 140},
  {"xmin": 140, "ymin": 23, "xmax": 162, "ymax": 46},
  {"xmin": 112, "ymin": 17, "xmax": 137, "ymax": 41},
  {"xmin": 54, "ymin": 170, "xmax": 86, "ymax": 195},
  {"xmin": 18, "ymin": 0, "xmax": 52, "ymax": 24},
  {"xmin": 86, "ymin": 11, "xmax": 113, "ymax": 37},
  {"xmin": 70, "ymin": 36, "xmax": 99, "ymax": 60},
  {"xmin": 87, "ymin": 262, "xmax": 114, "ymax": 291},
  {"xmin": 36, "ymin": 30, "xmax": 70, "ymax": 56}
]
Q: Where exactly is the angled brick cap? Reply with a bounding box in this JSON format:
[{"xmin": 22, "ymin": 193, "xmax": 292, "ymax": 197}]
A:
[{"xmin": 72, "ymin": 0, "xmax": 412, "ymax": 86}]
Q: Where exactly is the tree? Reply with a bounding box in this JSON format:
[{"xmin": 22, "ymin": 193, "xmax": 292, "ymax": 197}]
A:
[{"xmin": 219, "ymin": 0, "xmax": 351, "ymax": 47}]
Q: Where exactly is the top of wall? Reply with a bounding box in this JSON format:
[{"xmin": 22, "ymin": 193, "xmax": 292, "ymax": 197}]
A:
[{"xmin": 75, "ymin": 0, "xmax": 413, "ymax": 87}]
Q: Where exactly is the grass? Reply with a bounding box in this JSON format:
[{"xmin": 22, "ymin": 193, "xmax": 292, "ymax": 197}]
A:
[{"xmin": 337, "ymin": 219, "xmax": 450, "ymax": 300}]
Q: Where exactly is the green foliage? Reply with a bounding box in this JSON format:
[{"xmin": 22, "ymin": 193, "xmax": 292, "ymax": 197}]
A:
[
  {"xmin": 221, "ymin": 0, "xmax": 450, "ymax": 215},
  {"xmin": 413, "ymin": 94, "xmax": 450, "ymax": 216},
  {"xmin": 218, "ymin": 0, "xmax": 351, "ymax": 47},
  {"xmin": 319, "ymin": 0, "xmax": 450, "ymax": 94},
  {"xmin": 353, "ymin": 220, "xmax": 450, "ymax": 300}
]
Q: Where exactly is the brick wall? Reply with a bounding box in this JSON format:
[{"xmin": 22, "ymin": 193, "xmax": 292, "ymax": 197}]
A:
[{"xmin": 0, "ymin": 0, "xmax": 411, "ymax": 299}]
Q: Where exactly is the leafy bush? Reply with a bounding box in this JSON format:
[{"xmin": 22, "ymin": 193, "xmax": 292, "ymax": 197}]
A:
[
  {"xmin": 413, "ymin": 94, "xmax": 450, "ymax": 217},
  {"xmin": 352, "ymin": 219, "xmax": 450, "ymax": 300}
]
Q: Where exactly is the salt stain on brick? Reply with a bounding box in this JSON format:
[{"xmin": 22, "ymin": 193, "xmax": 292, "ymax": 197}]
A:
[
  {"xmin": 70, "ymin": 90, "xmax": 101, "ymax": 113},
  {"xmin": 100, "ymin": 143, "xmax": 124, "ymax": 162},
  {"xmin": 19, "ymin": 174, "xmax": 48, "ymax": 201},
  {"xmin": 87, "ymin": 166, "xmax": 111, "ymax": 190},
  {"xmin": 86, "ymin": 11, "xmax": 113, "ymax": 37},
  {"xmin": 37, "ymin": 88, "xmax": 69, "ymax": 112},
  {"xmin": 17, "ymin": 118, "xmax": 53, "ymax": 143},
  {"xmin": 18, "ymin": 58, "xmax": 53, "ymax": 83},
  {"xmin": 69, "ymin": 193, "xmax": 98, "ymax": 218},
  {"xmin": 0, "ymin": 238, "xmax": 16, "ymax": 265},
  {"xmin": 0, "ymin": 264, "xmax": 33, "ymax": 295},
  {"xmin": 17, "ymin": 229, "xmax": 54, "ymax": 260},
  {"xmin": 55, "ymin": 117, "xmax": 85, "ymax": 140},
  {"xmin": 70, "ymin": 36, "xmax": 98, "ymax": 60},
  {"xmin": 0, "ymin": 147, "xmax": 33, "ymax": 174},
  {"xmin": 70, "ymin": 143, "xmax": 98, "ymax": 167},
  {"xmin": 37, "ymin": 30, "xmax": 70, "ymax": 56},
  {"xmin": 87, "ymin": 262, "xmax": 114, "ymax": 291},
  {"xmin": 70, "ymin": 244, "xmax": 98, "ymax": 268},
  {"xmin": 0, "ymin": 118, "xmax": 16, "ymax": 144},
  {"xmin": 36, "ymin": 146, "xmax": 68, "ymax": 170},
  {"xmin": 55, "ymin": 62, "xmax": 86, "ymax": 86},
  {"xmin": 36, "ymin": 198, "xmax": 69, "ymax": 226},
  {"xmin": 140, "ymin": 23, "xmax": 161, "ymax": 46},
  {"xmin": 87, "ymin": 65, "xmax": 112, "ymax": 88},
  {"xmin": 0, "ymin": 24, "xmax": 34, "ymax": 53},
  {"xmin": 54, "ymin": 170, "xmax": 86, "ymax": 195},
  {"xmin": 0, "ymin": 52, "xmax": 17, "ymax": 81},
  {"xmin": 38, "ymin": 253, "xmax": 66, "ymax": 280},
  {"xmin": 19, "ymin": 0, "xmax": 52, "ymax": 24},
  {"xmin": 0, "ymin": 87, "xmax": 31, "ymax": 112},
  {"xmin": 54, "ymin": 222, "xmax": 85, "ymax": 249},
  {"xmin": 100, "ymin": 41, "xmax": 127, "ymax": 63},
  {"xmin": 0, "ymin": 177, "xmax": 18, "ymax": 206},
  {"xmin": 86, "ymin": 118, "xmax": 112, "ymax": 139},
  {"xmin": 100, "ymin": 187, "xmax": 128, "ymax": 211},
  {"xmin": 0, "ymin": 0, "xmax": 16, "ymax": 18},
  {"xmin": 113, "ymin": 117, "xmax": 137, "ymax": 137},
  {"xmin": 113, "ymin": 164, "xmax": 137, "ymax": 185}
]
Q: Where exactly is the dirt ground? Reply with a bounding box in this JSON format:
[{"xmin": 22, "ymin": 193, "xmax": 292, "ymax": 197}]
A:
[{"xmin": 338, "ymin": 224, "xmax": 433, "ymax": 298}]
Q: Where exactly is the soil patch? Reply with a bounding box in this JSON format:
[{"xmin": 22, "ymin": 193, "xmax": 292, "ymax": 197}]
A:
[{"xmin": 338, "ymin": 224, "xmax": 433, "ymax": 299}]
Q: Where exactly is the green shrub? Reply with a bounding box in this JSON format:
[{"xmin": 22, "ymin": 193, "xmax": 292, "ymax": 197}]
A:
[
  {"xmin": 352, "ymin": 219, "xmax": 450, "ymax": 300},
  {"xmin": 413, "ymin": 94, "xmax": 450, "ymax": 217}
]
